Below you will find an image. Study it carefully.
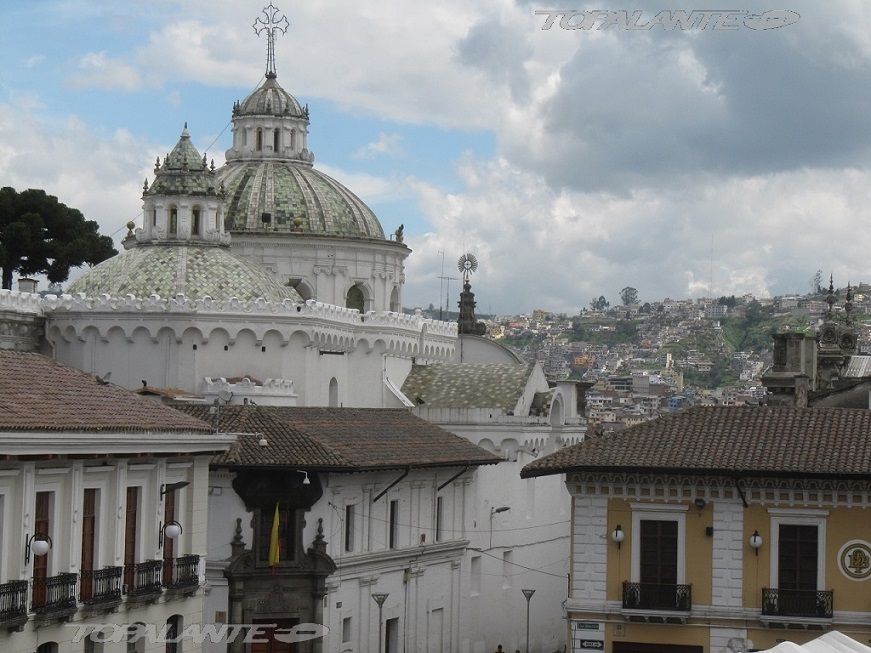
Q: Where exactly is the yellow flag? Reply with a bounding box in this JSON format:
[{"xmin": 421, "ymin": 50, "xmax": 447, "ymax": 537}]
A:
[{"xmin": 268, "ymin": 503, "xmax": 280, "ymax": 570}]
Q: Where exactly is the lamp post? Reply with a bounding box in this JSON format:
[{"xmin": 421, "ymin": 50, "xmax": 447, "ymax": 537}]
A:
[
  {"xmin": 371, "ymin": 592, "xmax": 388, "ymax": 653},
  {"xmin": 521, "ymin": 588, "xmax": 535, "ymax": 653}
]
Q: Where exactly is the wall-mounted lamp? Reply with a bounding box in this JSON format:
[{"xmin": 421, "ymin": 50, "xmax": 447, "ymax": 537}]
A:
[
  {"xmin": 611, "ymin": 525, "xmax": 625, "ymax": 549},
  {"xmin": 298, "ymin": 470, "xmax": 310, "ymax": 485},
  {"xmin": 161, "ymin": 481, "xmax": 190, "ymax": 497},
  {"xmin": 694, "ymin": 498, "xmax": 707, "ymax": 510},
  {"xmin": 25, "ymin": 532, "xmax": 52, "ymax": 564},
  {"xmin": 158, "ymin": 520, "xmax": 183, "ymax": 548},
  {"xmin": 749, "ymin": 530, "xmax": 763, "ymax": 556},
  {"xmin": 491, "ymin": 506, "xmax": 510, "ymax": 515}
]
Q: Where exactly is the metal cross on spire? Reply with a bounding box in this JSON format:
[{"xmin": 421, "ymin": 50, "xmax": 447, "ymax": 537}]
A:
[{"xmin": 253, "ymin": 3, "xmax": 289, "ymax": 78}]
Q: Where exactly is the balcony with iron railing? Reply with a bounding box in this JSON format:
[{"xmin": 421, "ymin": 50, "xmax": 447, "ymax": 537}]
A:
[
  {"xmin": 124, "ymin": 560, "xmax": 163, "ymax": 602},
  {"xmin": 32, "ymin": 572, "xmax": 78, "ymax": 621},
  {"xmin": 622, "ymin": 581, "xmax": 692, "ymax": 616},
  {"xmin": 0, "ymin": 580, "xmax": 29, "ymax": 628},
  {"xmin": 164, "ymin": 554, "xmax": 200, "ymax": 590},
  {"xmin": 80, "ymin": 566, "xmax": 123, "ymax": 609},
  {"xmin": 761, "ymin": 588, "xmax": 833, "ymax": 623}
]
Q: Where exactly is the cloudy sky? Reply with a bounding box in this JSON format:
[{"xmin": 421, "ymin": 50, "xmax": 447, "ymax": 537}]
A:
[{"xmin": 1, "ymin": 1, "xmax": 870, "ymax": 315}]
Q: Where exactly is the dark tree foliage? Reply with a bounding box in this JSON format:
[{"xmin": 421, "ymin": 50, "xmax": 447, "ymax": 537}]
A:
[
  {"xmin": 620, "ymin": 286, "xmax": 638, "ymax": 306},
  {"xmin": 0, "ymin": 187, "xmax": 117, "ymax": 290}
]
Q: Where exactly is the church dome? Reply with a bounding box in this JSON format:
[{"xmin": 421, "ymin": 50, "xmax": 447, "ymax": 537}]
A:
[
  {"xmin": 218, "ymin": 73, "xmax": 386, "ymax": 239},
  {"xmin": 217, "ymin": 162, "xmax": 385, "ymax": 238},
  {"xmin": 67, "ymin": 244, "xmax": 302, "ymax": 304},
  {"xmin": 234, "ymin": 74, "xmax": 306, "ymax": 118}
]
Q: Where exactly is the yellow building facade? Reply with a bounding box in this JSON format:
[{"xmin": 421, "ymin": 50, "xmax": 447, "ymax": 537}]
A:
[{"xmin": 523, "ymin": 406, "xmax": 871, "ymax": 653}]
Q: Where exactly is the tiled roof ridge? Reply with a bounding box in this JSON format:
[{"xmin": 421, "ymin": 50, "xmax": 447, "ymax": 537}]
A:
[{"xmin": 522, "ymin": 404, "xmax": 871, "ymax": 478}]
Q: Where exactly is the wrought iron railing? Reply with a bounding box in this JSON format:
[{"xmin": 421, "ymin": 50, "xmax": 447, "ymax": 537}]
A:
[
  {"xmin": 762, "ymin": 588, "xmax": 833, "ymax": 618},
  {"xmin": 32, "ymin": 573, "xmax": 78, "ymax": 614},
  {"xmin": 80, "ymin": 566, "xmax": 123, "ymax": 605},
  {"xmin": 165, "ymin": 554, "xmax": 200, "ymax": 589},
  {"xmin": 0, "ymin": 580, "xmax": 28, "ymax": 623},
  {"xmin": 622, "ymin": 581, "xmax": 692, "ymax": 611},
  {"xmin": 124, "ymin": 560, "xmax": 163, "ymax": 596}
]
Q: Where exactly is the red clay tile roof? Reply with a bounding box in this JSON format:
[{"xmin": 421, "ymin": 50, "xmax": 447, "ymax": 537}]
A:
[
  {"xmin": 521, "ymin": 405, "xmax": 871, "ymax": 479},
  {"xmin": 175, "ymin": 405, "xmax": 501, "ymax": 471},
  {"xmin": 0, "ymin": 351, "xmax": 213, "ymax": 433}
]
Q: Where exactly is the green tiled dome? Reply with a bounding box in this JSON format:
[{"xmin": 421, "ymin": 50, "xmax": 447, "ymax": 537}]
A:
[
  {"xmin": 68, "ymin": 244, "xmax": 302, "ymax": 303},
  {"xmin": 217, "ymin": 162, "xmax": 385, "ymax": 238},
  {"xmin": 234, "ymin": 75, "xmax": 306, "ymax": 118}
]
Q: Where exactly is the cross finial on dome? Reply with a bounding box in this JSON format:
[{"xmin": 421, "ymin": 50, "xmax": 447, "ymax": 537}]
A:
[{"xmin": 254, "ymin": 3, "xmax": 289, "ymax": 79}]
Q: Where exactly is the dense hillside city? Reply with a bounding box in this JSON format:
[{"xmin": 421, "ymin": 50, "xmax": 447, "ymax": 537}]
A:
[{"xmin": 417, "ymin": 283, "xmax": 871, "ymax": 433}]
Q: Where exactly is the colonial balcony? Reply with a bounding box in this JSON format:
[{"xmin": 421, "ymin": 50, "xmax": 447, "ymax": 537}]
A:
[
  {"xmin": 80, "ymin": 566, "xmax": 123, "ymax": 609},
  {"xmin": 124, "ymin": 560, "xmax": 163, "ymax": 602},
  {"xmin": 0, "ymin": 579, "xmax": 29, "ymax": 629},
  {"xmin": 32, "ymin": 572, "xmax": 78, "ymax": 621},
  {"xmin": 761, "ymin": 588, "xmax": 833, "ymax": 625},
  {"xmin": 164, "ymin": 554, "xmax": 200, "ymax": 590},
  {"xmin": 621, "ymin": 581, "xmax": 692, "ymax": 622}
]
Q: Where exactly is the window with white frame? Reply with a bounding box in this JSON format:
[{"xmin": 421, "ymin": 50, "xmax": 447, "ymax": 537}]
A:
[
  {"xmin": 629, "ymin": 504, "xmax": 687, "ymax": 585},
  {"xmin": 768, "ymin": 509, "xmax": 827, "ymax": 591}
]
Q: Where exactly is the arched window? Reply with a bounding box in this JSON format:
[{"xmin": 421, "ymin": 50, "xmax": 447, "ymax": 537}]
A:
[
  {"xmin": 346, "ymin": 285, "xmax": 365, "ymax": 313},
  {"xmin": 165, "ymin": 614, "xmax": 183, "ymax": 653},
  {"xmin": 242, "ymin": 129, "xmax": 248, "ymax": 147},
  {"xmin": 290, "ymin": 129, "xmax": 297, "ymax": 150},
  {"xmin": 151, "ymin": 208, "xmax": 157, "ymax": 227},
  {"xmin": 127, "ymin": 623, "xmax": 146, "ymax": 653},
  {"xmin": 169, "ymin": 207, "xmax": 178, "ymax": 236},
  {"xmin": 390, "ymin": 287, "xmax": 400, "ymax": 313},
  {"xmin": 329, "ymin": 378, "xmax": 339, "ymax": 407},
  {"xmin": 191, "ymin": 208, "xmax": 201, "ymax": 236},
  {"xmin": 273, "ymin": 128, "xmax": 280, "ymax": 152},
  {"xmin": 36, "ymin": 643, "xmax": 58, "ymax": 653},
  {"xmin": 256, "ymin": 128, "xmax": 263, "ymax": 151}
]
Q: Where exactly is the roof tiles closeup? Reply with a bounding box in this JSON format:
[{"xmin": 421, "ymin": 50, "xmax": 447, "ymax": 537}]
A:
[
  {"xmin": 0, "ymin": 351, "xmax": 212, "ymax": 433},
  {"xmin": 401, "ymin": 362, "xmax": 536, "ymax": 412},
  {"xmin": 176, "ymin": 405, "xmax": 501, "ymax": 471},
  {"xmin": 521, "ymin": 405, "xmax": 871, "ymax": 479}
]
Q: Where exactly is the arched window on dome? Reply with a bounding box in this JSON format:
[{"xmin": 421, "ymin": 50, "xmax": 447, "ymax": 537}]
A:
[
  {"xmin": 256, "ymin": 128, "xmax": 263, "ymax": 151},
  {"xmin": 151, "ymin": 208, "xmax": 157, "ymax": 227},
  {"xmin": 242, "ymin": 129, "xmax": 248, "ymax": 147},
  {"xmin": 346, "ymin": 285, "xmax": 365, "ymax": 313},
  {"xmin": 329, "ymin": 378, "xmax": 339, "ymax": 407},
  {"xmin": 290, "ymin": 129, "xmax": 297, "ymax": 151},
  {"xmin": 169, "ymin": 206, "xmax": 178, "ymax": 237},
  {"xmin": 191, "ymin": 207, "xmax": 201, "ymax": 236},
  {"xmin": 273, "ymin": 128, "xmax": 280, "ymax": 153},
  {"xmin": 390, "ymin": 287, "xmax": 400, "ymax": 313}
]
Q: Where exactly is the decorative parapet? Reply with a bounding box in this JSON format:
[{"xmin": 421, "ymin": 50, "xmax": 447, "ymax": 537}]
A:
[
  {"xmin": 202, "ymin": 376, "xmax": 298, "ymax": 407},
  {"xmin": 0, "ymin": 289, "xmax": 44, "ymax": 314},
  {"xmin": 43, "ymin": 294, "xmax": 456, "ymax": 361}
]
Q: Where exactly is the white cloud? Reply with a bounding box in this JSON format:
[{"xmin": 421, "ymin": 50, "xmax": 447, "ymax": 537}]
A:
[{"xmin": 352, "ymin": 133, "xmax": 404, "ymax": 160}]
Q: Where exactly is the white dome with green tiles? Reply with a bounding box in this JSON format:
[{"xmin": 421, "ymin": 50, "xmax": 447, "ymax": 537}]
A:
[
  {"xmin": 218, "ymin": 73, "xmax": 385, "ymax": 239},
  {"xmin": 67, "ymin": 244, "xmax": 302, "ymax": 303}
]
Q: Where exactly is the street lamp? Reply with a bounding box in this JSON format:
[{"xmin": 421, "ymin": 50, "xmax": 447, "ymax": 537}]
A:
[
  {"xmin": 371, "ymin": 592, "xmax": 389, "ymax": 653},
  {"xmin": 521, "ymin": 588, "xmax": 535, "ymax": 653}
]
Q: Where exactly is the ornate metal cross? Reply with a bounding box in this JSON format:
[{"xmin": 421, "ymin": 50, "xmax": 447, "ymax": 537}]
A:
[{"xmin": 253, "ymin": 3, "xmax": 289, "ymax": 78}]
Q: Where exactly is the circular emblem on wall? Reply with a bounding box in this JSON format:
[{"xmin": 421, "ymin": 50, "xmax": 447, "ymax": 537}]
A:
[{"xmin": 838, "ymin": 540, "xmax": 871, "ymax": 580}]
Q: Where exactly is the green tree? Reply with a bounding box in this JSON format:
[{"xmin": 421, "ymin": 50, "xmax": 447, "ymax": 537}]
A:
[
  {"xmin": 0, "ymin": 187, "xmax": 116, "ymax": 290},
  {"xmin": 590, "ymin": 295, "xmax": 610, "ymax": 311},
  {"xmin": 620, "ymin": 286, "xmax": 638, "ymax": 306}
]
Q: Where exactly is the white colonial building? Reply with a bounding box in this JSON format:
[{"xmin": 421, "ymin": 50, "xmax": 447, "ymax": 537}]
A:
[{"xmin": 0, "ymin": 6, "xmax": 586, "ymax": 652}]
